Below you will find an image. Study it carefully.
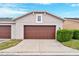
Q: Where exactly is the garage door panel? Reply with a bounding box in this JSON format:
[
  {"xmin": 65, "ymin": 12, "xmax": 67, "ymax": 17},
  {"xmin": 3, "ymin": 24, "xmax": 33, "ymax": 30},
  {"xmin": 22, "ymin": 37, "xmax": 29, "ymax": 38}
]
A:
[
  {"xmin": 0, "ymin": 25, "xmax": 11, "ymax": 39},
  {"xmin": 24, "ymin": 25, "xmax": 56, "ymax": 39}
]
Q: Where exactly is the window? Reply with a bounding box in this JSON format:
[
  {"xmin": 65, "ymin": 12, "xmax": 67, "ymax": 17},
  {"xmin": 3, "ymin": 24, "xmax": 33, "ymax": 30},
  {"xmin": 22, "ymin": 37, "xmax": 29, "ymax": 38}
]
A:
[
  {"xmin": 38, "ymin": 16, "xmax": 41, "ymax": 21},
  {"xmin": 36, "ymin": 14, "xmax": 42, "ymax": 23}
]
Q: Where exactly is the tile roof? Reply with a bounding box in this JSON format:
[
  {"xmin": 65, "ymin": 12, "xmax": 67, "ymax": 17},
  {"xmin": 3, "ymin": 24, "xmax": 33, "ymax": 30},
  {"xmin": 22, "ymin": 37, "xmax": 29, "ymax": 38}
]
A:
[
  {"xmin": 64, "ymin": 18, "xmax": 79, "ymax": 20},
  {"xmin": 0, "ymin": 18, "xmax": 13, "ymax": 21},
  {"xmin": 64, "ymin": 18, "xmax": 79, "ymax": 23}
]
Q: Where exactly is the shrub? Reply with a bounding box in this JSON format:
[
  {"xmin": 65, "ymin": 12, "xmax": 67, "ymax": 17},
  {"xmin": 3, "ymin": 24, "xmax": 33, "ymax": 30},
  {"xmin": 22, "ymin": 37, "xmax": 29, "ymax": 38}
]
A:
[
  {"xmin": 57, "ymin": 30, "xmax": 73, "ymax": 42},
  {"xmin": 73, "ymin": 30, "xmax": 79, "ymax": 39}
]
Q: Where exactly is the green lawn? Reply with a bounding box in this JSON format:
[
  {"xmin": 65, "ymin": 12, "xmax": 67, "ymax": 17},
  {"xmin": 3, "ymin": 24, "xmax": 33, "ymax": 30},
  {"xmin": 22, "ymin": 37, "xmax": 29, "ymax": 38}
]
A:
[
  {"xmin": 0, "ymin": 39, "xmax": 22, "ymax": 50},
  {"xmin": 62, "ymin": 40, "xmax": 79, "ymax": 50}
]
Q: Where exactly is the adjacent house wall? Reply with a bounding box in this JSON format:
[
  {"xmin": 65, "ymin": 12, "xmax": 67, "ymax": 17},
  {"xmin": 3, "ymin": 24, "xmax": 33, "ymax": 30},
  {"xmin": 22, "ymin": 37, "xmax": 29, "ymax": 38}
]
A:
[{"xmin": 64, "ymin": 19, "xmax": 79, "ymax": 30}]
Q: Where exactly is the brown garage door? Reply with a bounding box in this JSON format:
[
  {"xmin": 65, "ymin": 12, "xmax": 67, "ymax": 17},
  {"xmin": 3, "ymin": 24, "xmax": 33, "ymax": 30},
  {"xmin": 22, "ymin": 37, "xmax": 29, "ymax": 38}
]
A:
[
  {"xmin": 24, "ymin": 25, "xmax": 56, "ymax": 39},
  {"xmin": 0, "ymin": 25, "xmax": 11, "ymax": 39}
]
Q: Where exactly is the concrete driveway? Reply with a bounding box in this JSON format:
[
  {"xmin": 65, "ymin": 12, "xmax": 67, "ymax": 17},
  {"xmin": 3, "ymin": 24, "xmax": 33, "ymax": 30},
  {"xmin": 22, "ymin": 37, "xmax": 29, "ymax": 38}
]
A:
[{"xmin": 0, "ymin": 39, "xmax": 79, "ymax": 55}]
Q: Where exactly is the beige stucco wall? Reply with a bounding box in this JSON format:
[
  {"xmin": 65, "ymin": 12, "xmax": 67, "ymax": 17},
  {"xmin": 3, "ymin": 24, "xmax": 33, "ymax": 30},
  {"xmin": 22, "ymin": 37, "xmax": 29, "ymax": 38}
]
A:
[
  {"xmin": 0, "ymin": 21, "xmax": 15, "ymax": 24},
  {"xmin": 14, "ymin": 13, "xmax": 63, "ymax": 39},
  {"xmin": 64, "ymin": 20, "xmax": 79, "ymax": 30}
]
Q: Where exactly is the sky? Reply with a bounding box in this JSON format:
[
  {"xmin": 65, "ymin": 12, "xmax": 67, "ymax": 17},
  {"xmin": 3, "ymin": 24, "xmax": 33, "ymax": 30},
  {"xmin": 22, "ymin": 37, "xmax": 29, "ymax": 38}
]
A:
[{"xmin": 0, "ymin": 3, "xmax": 79, "ymax": 18}]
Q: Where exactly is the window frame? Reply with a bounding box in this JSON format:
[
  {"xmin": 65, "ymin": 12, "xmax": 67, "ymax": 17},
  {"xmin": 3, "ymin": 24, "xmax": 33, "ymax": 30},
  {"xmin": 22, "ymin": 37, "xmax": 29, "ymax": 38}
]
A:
[{"xmin": 36, "ymin": 14, "xmax": 42, "ymax": 23}]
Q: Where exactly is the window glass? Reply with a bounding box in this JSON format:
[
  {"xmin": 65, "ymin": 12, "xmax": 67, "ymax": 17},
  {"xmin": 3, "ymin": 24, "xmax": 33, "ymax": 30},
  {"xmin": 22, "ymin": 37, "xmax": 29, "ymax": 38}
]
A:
[{"xmin": 38, "ymin": 16, "xmax": 41, "ymax": 21}]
